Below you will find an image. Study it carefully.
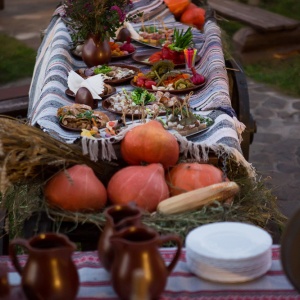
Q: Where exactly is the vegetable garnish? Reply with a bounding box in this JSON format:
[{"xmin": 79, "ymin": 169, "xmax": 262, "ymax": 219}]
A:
[
  {"xmin": 168, "ymin": 27, "xmax": 194, "ymax": 51},
  {"xmin": 131, "ymin": 88, "xmax": 156, "ymax": 105},
  {"xmin": 94, "ymin": 65, "xmax": 112, "ymax": 74}
]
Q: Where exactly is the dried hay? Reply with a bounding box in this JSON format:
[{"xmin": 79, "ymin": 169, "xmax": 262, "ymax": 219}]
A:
[{"xmin": 0, "ymin": 116, "xmax": 287, "ymax": 243}]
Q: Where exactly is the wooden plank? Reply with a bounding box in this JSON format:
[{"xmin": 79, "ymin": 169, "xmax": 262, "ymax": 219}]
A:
[
  {"xmin": 0, "ymin": 84, "xmax": 29, "ymax": 101},
  {"xmin": 208, "ymin": 0, "xmax": 300, "ymax": 32},
  {"xmin": 0, "ymin": 85, "xmax": 29, "ymax": 117}
]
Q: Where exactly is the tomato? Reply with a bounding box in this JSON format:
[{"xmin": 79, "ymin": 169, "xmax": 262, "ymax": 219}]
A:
[
  {"xmin": 136, "ymin": 77, "xmax": 146, "ymax": 87},
  {"xmin": 144, "ymin": 80, "xmax": 157, "ymax": 89}
]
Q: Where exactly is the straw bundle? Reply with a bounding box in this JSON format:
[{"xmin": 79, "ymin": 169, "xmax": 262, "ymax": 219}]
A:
[{"xmin": 0, "ymin": 116, "xmax": 287, "ymax": 242}]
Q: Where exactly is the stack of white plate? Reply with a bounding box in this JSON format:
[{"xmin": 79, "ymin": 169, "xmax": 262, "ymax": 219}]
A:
[{"xmin": 185, "ymin": 222, "xmax": 272, "ymax": 283}]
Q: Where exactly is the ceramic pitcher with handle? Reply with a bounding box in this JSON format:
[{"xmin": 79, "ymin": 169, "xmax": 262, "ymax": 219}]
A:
[
  {"xmin": 98, "ymin": 204, "xmax": 142, "ymax": 271},
  {"xmin": 109, "ymin": 225, "xmax": 182, "ymax": 300},
  {"xmin": 9, "ymin": 232, "xmax": 79, "ymax": 300}
]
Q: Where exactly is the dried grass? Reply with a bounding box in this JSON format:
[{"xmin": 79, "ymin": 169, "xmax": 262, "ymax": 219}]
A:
[{"xmin": 0, "ymin": 116, "xmax": 287, "ymax": 242}]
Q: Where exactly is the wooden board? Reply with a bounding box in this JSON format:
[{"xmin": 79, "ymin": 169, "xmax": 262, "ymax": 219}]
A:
[{"xmin": 208, "ymin": 0, "xmax": 300, "ymax": 32}]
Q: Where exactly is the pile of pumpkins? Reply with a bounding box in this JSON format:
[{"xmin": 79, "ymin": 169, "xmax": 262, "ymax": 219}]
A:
[{"xmin": 44, "ymin": 121, "xmax": 239, "ymax": 214}]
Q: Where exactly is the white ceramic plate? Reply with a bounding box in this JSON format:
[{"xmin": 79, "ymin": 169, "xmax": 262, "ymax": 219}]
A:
[{"xmin": 186, "ymin": 222, "xmax": 272, "ymax": 261}]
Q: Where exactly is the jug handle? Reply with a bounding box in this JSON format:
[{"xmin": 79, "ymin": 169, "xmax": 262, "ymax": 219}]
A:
[
  {"xmin": 9, "ymin": 238, "xmax": 31, "ymax": 275},
  {"xmin": 159, "ymin": 235, "xmax": 182, "ymax": 275}
]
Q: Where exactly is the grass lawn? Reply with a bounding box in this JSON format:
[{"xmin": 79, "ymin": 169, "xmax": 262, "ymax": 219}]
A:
[
  {"xmin": 0, "ymin": 33, "xmax": 36, "ymax": 85},
  {"xmin": 218, "ymin": 0, "xmax": 300, "ymax": 98}
]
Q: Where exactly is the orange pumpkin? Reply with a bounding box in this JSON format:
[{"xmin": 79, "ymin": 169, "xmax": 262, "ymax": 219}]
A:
[
  {"xmin": 180, "ymin": 3, "xmax": 206, "ymax": 30},
  {"xmin": 166, "ymin": 163, "xmax": 228, "ymax": 196},
  {"xmin": 44, "ymin": 164, "xmax": 107, "ymax": 212},
  {"xmin": 120, "ymin": 120, "xmax": 179, "ymax": 169},
  {"xmin": 107, "ymin": 164, "xmax": 169, "ymax": 212},
  {"xmin": 164, "ymin": 0, "xmax": 191, "ymax": 18}
]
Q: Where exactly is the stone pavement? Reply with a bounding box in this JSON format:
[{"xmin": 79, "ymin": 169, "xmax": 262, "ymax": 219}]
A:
[{"xmin": 0, "ymin": 0, "xmax": 300, "ymax": 221}]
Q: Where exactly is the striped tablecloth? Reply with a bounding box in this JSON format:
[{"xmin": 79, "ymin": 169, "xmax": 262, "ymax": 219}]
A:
[
  {"xmin": 27, "ymin": 0, "xmax": 255, "ymax": 177},
  {"xmin": 2, "ymin": 245, "xmax": 300, "ymax": 299}
]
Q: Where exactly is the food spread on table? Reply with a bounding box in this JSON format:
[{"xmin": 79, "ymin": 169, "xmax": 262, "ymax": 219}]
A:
[
  {"xmin": 102, "ymin": 88, "xmax": 182, "ymax": 117},
  {"xmin": 77, "ymin": 64, "xmax": 139, "ymax": 83},
  {"xmin": 146, "ymin": 27, "xmax": 194, "ymax": 64},
  {"xmin": 136, "ymin": 25, "xmax": 174, "ymax": 47},
  {"xmin": 109, "ymin": 39, "xmax": 136, "ymax": 57},
  {"xmin": 131, "ymin": 60, "xmax": 205, "ymax": 92},
  {"xmin": 57, "ymin": 103, "xmax": 110, "ymax": 130},
  {"xmin": 71, "ymin": 39, "xmax": 136, "ymax": 59}
]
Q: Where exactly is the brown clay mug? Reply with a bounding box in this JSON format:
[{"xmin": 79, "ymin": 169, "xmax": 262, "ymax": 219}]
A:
[
  {"xmin": 98, "ymin": 204, "xmax": 142, "ymax": 271},
  {"xmin": 109, "ymin": 226, "xmax": 182, "ymax": 300},
  {"xmin": 9, "ymin": 232, "xmax": 79, "ymax": 300}
]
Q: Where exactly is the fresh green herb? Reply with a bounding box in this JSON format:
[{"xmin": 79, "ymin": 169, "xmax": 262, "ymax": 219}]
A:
[
  {"xmin": 168, "ymin": 27, "xmax": 194, "ymax": 51},
  {"xmin": 140, "ymin": 25, "xmax": 158, "ymax": 33},
  {"xmin": 195, "ymin": 114, "xmax": 214, "ymax": 126},
  {"xmin": 131, "ymin": 88, "xmax": 156, "ymax": 105},
  {"xmin": 76, "ymin": 110, "xmax": 95, "ymax": 120},
  {"xmin": 94, "ymin": 65, "xmax": 112, "ymax": 74}
]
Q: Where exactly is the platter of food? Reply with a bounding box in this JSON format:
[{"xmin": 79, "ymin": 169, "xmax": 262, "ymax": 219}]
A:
[
  {"xmin": 71, "ymin": 41, "xmax": 136, "ymax": 60},
  {"xmin": 130, "ymin": 78, "xmax": 205, "ymax": 94},
  {"xmin": 163, "ymin": 114, "xmax": 214, "ymax": 137},
  {"xmin": 65, "ymin": 84, "xmax": 116, "ymax": 100},
  {"xmin": 57, "ymin": 103, "xmax": 110, "ymax": 131},
  {"xmin": 102, "ymin": 88, "xmax": 183, "ymax": 118},
  {"xmin": 76, "ymin": 64, "xmax": 140, "ymax": 85},
  {"xmin": 132, "ymin": 49, "xmax": 200, "ymax": 68},
  {"xmin": 132, "ymin": 25, "xmax": 174, "ymax": 49},
  {"xmin": 130, "ymin": 60, "xmax": 206, "ymax": 94}
]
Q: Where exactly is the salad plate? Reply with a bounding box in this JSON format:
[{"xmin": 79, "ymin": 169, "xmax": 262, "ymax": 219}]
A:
[
  {"xmin": 101, "ymin": 89, "xmax": 179, "ymax": 118},
  {"xmin": 132, "ymin": 25, "xmax": 174, "ymax": 49},
  {"xmin": 76, "ymin": 64, "xmax": 140, "ymax": 85},
  {"xmin": 102, "ymin": 99, "xmax": 166, "ymax": 118},
  {"xmin": 132, "ymin": 49, "xmax": 201, "ymax": 68},
  {"xmin": 158, "ymin": 114, "xmax": 213, "ymax": 138},
  {"xmin": 130, "ymin": 78, "xmax": 206, "ymax": 94},
  {"xmin": 111, "ymin": 49, "xmax": 136, "ymax": 61}
]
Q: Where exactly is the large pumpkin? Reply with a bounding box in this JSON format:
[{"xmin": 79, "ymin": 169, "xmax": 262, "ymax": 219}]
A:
[
  {"xmin": 166, "ymin": 163, "xmax": 227, "ymax": 196},
  {"xmin": 180, "ymin": 3, "xmax": 206, "ymax": 30},
  {"xmin": 44, "ymin": 164, "xmax": 107, "ymax": 212},
  {"xmin": 164, "ymin": 0, "xmax": 191, "ymax": 18},
  {"xmin": 120, "ymin": 120, "xmax": 179, "ymax": 169},
  {"xmin": 107, "ymin": 163, "xmax": 169, "ymax": 212}
]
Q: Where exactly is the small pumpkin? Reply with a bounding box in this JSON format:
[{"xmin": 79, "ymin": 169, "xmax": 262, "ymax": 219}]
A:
[
  {"xmin": 107, "ymin": 163, "xmax": 169, "ymax": 212},
  {"xmin": 180, "ymin": 3, "xmax": 206, "ymax": 30},
  {"xmin": 120, "ymin": 120, "xmax": 179, "ymax": 169},
  {"xmin": 164, "ymin": 0, "xmax": 191, "ymax": 18},
  {"xmin": 44, "ymin": 164, "xmax": 107, "ymax": 212},
  {"xmin": 166, "ymin": 163, "xmax": 228, "ymax": 196}
]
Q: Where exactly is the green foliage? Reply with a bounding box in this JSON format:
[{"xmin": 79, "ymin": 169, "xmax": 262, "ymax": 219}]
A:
[
  {"xmin": 0, "ymin": 33, "xmax": 36, "ymax": 84},
  {"xmin": 63, "ymin": 0, "xmax": 142, "ymax": 43}
]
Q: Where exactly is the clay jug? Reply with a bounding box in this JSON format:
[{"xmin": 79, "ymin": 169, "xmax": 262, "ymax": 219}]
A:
[
  {"xmin": 82, "ymin": 34, "xmax": 111, "ymax": 67},
  {"xmin": 9, "ymin": 233, "xmax": 79, "ymax": 300},
  {"xmin": 110, "ymin": 226, "xmax": 182, "ymax": 300},
  {"xmin": 98, "ymin": 204, "xmax": 142, "ymax": 271},
  {"xmin": 0, "ymin": 262, "xmax": 10, "ymax": 299}
]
